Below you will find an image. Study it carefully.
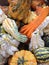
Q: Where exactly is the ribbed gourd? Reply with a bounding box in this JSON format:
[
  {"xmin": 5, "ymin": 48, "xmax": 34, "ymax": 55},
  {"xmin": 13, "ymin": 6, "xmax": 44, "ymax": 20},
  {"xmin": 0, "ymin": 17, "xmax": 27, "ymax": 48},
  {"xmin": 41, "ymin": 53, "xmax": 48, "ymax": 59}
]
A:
[
  {"xmin": 3, "ymin": 18, "xmax": 27, "ymax": 43},
  {"xmin": 0, "ymin": 34, "xmax": 19, "ymax": 57},
  {"xmin": 34, "ymin": 47, "xmax": 49, "ymax": 63},
  {"xmin": 8, "ymin": 0, "xmax": 31, "ymax": 20},
  {"xmin": 29, "ymin": 29, "xmax": 44, "ymax": 51},
  {"xmin": 9, "ymin": 50, "xmax": 37, "ymax": 65}
]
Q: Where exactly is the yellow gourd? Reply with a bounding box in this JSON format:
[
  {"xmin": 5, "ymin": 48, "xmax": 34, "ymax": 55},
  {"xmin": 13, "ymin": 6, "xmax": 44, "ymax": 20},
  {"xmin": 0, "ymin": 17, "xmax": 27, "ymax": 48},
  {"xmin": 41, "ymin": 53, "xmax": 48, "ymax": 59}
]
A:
[{"xmin": 9, "ymin": 50, "xmax": 37, "ymax": 65}]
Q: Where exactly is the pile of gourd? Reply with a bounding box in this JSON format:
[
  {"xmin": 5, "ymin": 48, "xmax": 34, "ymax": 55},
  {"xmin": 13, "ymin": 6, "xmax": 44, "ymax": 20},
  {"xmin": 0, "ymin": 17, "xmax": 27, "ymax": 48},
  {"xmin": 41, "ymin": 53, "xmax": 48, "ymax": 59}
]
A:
[{"xmin": 0, "ymin": 0, "xmax": 49, "ymax": 65}]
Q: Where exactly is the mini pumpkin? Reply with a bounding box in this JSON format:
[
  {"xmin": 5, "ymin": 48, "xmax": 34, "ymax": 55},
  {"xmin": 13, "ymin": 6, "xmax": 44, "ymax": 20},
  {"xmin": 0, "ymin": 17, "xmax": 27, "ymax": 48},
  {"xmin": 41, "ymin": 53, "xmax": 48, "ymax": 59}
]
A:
[{"xmin": 9, "ymin": 50, "xmax": 37, "ymax": 65}]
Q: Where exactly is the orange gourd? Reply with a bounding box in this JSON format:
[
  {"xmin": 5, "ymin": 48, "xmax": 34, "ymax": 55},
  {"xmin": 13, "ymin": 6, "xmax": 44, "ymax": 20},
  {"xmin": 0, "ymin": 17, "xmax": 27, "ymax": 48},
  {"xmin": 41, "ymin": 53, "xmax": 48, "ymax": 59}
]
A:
[
  {"xmin": 20, "ymin": 6, "xmax": 49, "ymax": 38},
  {"xmin": 9, "ymin": 50, "xmax": 37, "ymax": 65}
]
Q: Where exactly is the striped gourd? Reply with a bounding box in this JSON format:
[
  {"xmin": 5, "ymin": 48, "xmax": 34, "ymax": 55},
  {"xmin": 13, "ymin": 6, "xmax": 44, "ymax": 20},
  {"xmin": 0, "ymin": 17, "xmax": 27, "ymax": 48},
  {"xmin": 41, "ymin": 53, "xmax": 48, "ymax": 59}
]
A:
[
  {"xmin": 8, "ymin": 0, "xmax": 31, "ymax": 20},
  {"xmin": 3, "ymin": 18, "xmax": 27, "ymax": 43},
  {"xmin": 34, "ymin": 47, "xmax": 49, "ymax": 63}
]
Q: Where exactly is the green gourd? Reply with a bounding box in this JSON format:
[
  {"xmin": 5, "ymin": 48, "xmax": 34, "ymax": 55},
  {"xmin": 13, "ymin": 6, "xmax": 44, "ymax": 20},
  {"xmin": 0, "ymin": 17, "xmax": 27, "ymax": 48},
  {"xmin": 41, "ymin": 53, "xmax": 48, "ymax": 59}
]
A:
[
  {"xmin": 3, "ymin": 18, "xmax": 27, "ymax": 43},
  {"xmin": 34, "ymin": 47, "xmax": 49, "ymax": 63}
]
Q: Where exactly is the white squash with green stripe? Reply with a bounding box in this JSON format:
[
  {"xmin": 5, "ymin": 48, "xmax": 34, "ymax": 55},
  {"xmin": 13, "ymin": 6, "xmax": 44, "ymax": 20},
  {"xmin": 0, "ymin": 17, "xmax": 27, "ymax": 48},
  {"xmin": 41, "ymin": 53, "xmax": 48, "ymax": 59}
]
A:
[{"xmin": 34, "ymin": 47, "xmax": 49, "ymax": 63}]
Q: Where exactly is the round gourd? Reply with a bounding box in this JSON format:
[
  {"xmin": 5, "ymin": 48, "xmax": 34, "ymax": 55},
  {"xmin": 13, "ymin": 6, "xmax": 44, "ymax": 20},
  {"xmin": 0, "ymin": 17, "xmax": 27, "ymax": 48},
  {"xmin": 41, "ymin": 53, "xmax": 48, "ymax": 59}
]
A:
[
  {"xmin": 8, "ymin": 0, "xmax": 31, "ymax": 20},
  {"xmin": 9, "ymin": 50, "xmax": 37, "ymax": 65},
  {"xmin": 34, "ymin": 47, "xmax": 49, "ymax": 63}
]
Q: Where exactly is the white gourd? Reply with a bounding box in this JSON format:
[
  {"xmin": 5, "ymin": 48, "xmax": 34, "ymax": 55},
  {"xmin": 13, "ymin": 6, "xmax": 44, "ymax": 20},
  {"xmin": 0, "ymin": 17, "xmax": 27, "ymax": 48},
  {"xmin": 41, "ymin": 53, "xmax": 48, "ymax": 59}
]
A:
[
  {"xmin": 0, "ymin": 34, "xmax": 19, "ymax": 58},
  {"xmin": 0, "ymin": 8, "xmax": 7, "ymax": 24},
  {"xmin": 29, "ymin": 29, "xmax": 44, "ymax": 51},
  {"xmin": 3, "ymin": 18, "xmax": 28, "ymax": 43}
]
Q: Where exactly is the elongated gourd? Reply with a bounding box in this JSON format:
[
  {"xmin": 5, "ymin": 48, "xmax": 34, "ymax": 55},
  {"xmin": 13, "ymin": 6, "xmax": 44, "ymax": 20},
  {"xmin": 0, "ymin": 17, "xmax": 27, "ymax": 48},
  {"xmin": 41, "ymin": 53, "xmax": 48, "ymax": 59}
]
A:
[
  {"xmin": 20, "ymin": 6, "xmax": 49, "ymax": 38},
  {"xmin": 3, "ymin": 18, "xmax": 27, "ymax": 43}
]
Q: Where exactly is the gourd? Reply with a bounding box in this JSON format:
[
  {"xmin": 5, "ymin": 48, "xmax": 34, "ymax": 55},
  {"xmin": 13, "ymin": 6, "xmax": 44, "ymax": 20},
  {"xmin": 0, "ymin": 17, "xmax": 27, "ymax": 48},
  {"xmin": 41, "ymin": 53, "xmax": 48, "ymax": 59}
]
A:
[
  {"xmin": 3, "ymin": 18, "xmax": 27, "ymax": 43},
  {"xmin": 29, "ymin": 29, "xmax": 44, "ymax": 51},
  {"xmin": 20, "ymin": 6, "xmax": 49, "ymax": 38},
  {"xmin": 0, "ymin": 34, "xmax": 19, "ymax": 57},
  {"xmin": 0, "ymin": 8, "xmax": 7, "ymax": 24},
  {"xmin": 34, "ymin": 47, "xmax": 49, "ymax": 63},
  {"xmin": 8, "ymin": 0, "xmax": 31, "ymax": 20},
  {"xmin": 9, "ymin": 50, "xmax": 37, "ymax": 65},
  {"xmin": 23, "ymin": 11, "xmax": 37, "ymax": 24}
]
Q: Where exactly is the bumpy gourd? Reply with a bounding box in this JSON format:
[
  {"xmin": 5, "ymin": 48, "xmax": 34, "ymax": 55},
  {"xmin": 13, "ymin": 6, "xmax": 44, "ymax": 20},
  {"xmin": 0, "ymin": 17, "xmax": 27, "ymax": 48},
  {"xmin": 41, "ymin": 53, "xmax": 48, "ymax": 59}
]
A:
[
  {"xmin": 3, "ymin": 18, "xmax": 27, "ymax": 43},
  {"xmin": 34, "ymin": 47, "xmax": 49, "ymax": 63},
  {"xmin": 8, "ymin": 0, "xmax": 31, "ymax": 20},
  {"xmin": 0, "ymin": 34, "xmax": 19, "ymax": 57},
  {"xmin": 9, "ymin": 50, "xmax": 37, "ymax": 65},
  {"xmin": 29, "ymin": 29, "xmax": 44, "ymax": 51}
]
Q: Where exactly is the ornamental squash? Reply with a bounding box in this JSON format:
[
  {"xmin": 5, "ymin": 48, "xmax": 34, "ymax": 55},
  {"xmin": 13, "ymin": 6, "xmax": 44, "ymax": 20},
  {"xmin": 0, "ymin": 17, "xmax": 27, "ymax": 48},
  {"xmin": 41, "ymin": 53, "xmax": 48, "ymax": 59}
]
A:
[
  {"xmin": 0, "ymin": 8, "xmax": 7, "ymax": 24},
  {"xmin": 8, "ymin": 0, "xmax": 31, "ymax": 20},
  {"xmin": 9, "ymin": 50, "xmax": 37, "ymax": 65},
  {"xmin": 0, "ymin": 34, "xmax": 19, "ymax": 57},
  {"xmin": 3, "ymin": 18, "xmax": 27, "ymax": 43},
  {"xmin": 34, "ymin": 47, "xmax": 49, "ymax": 63}
]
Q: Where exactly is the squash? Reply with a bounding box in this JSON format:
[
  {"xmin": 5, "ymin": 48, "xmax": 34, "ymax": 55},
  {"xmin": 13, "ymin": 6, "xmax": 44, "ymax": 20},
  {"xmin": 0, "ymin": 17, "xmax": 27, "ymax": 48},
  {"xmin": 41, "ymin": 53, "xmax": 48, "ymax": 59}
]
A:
[
  {"xmin": 23, "ymin": 11, "xmax": 37, "ymax": 24},
  {"xmin": 0, "ymin": 8, "xmax": 7, "ymax": 24},
  {"xmin": 29, "ymin": 29, "xmax": 44, "ymax": 51},
  {"xmin": 9, "ymin": 50, "xmax": 37, "ymax": 65},
  {"xmin": 3, "ymin": 18, "xmax": 27, "ymax": 43},
  {"xmin": 8, "ymin": 0, "xmax": 31, "ymax": 20},
  {"xmin": 20, "ymin": 6, "xmax": 49, "ymax": 38},
  {"xmin": 34, "ymin": 47, "xmax": 49, "ymax": 63},
  {"xmin": 0, "ymin": 34, "xmax": 19, "ymax": 57}
]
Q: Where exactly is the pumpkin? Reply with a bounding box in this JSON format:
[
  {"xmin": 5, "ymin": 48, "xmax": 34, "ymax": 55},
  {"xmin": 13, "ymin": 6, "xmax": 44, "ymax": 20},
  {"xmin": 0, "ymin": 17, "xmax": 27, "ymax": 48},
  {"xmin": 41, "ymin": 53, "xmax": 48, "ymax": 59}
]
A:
[
  {"xmin": 8, "ymin": 0, "xmax": 31, "ymax": 20},
  {"xmin": 9, "ymin": 50, "xmax": 37, "ymax": 65}
]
